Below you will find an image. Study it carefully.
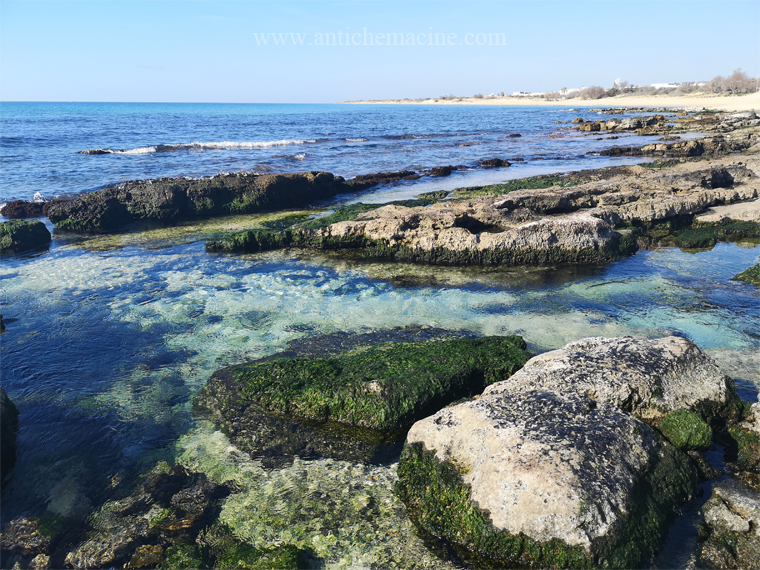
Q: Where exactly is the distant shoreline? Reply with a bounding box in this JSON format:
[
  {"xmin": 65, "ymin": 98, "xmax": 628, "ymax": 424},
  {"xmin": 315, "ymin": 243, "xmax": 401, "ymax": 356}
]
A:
[{"xmin": 339, "ymin": 93, "xmax": 760, "ymax": 112}]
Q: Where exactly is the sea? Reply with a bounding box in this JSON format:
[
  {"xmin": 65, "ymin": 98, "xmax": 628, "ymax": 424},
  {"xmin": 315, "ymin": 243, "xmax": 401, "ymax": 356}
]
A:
[{"xmin": 0, "ymin": 102, "xmax": 758, "ymax": 569}]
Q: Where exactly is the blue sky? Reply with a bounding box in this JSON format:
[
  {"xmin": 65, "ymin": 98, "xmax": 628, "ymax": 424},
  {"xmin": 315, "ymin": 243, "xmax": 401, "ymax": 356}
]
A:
[{"xmin": 1, "ymin": 0, "xmax": 758, "ymax": 103}]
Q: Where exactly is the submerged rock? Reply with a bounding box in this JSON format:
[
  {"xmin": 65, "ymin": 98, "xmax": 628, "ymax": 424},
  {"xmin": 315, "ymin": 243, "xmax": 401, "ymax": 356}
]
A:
[
  {"xmin": 0, "ymin": 219, "xmax": 51, "ymax": 253},
  {"xmin": 197, "ymin": 336, "xmax": 530, "ymax": 463},
  {"xmin": 483, "ymin": 336, "xmax": 742, "ymax": 426},
  {"xmin": 700, "ymin": 480, "xmax": 760, "ymax": 569},
  {"xmin": 64, "ymin": 461, "xmax": 232, "ymax": 569},
  {"xmin": 0, "ymin": 387, "xmax": 19, "ymax": 483},
  {"xmin": 396, "ymin": 389, "xmax": 698, "ymax": 569},
  {"xmin": 45, "ymin": 171, "xmax": 354, "ymax": 233},
  {"xmin": 0, "ymin": 517, "xmax": 51, "ymax": 559}
]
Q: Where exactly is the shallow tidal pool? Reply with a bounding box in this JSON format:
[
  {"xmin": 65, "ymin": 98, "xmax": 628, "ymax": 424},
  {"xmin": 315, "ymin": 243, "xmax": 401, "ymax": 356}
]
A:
[{"xmin": 1, "ymin": 226, "xmax": 759, "ymax": 568}]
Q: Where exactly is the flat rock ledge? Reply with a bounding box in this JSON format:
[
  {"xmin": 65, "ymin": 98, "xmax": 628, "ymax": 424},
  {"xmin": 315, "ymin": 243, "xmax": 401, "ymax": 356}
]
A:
[
  {"xmin": 44, "ymin": 171, "xmax": 353, "ymax": 233},
  {"xmin": 396, "ymin": 336, "xmax": 748, "ymax": 568},
  {"xmin": 208, "ymin": 160, "xmax": 759, "ymax": 267}
]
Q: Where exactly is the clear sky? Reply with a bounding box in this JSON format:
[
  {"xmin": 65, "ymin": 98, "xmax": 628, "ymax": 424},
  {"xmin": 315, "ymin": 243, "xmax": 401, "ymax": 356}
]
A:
[{"xmin": 1, "ymin": 0, "xmax": 758, "ymax": 103}]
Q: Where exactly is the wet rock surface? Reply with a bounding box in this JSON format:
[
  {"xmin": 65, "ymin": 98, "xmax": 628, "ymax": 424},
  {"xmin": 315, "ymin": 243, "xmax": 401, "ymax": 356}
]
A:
[
  {"xmin": 45, "ymin": 171, "xmax": 354, "ymax": 233},
  {"xmin": 197, "ymin": 335, "xmax": 530, "ymax": 464},
  {"xmin": 62, "ymin": 461, "xmax": 233, "ymax": 569},
  {"xmin": 700, "ymin": 479, "xmax": 760, "ymax": 569},
  {"xmin": 397, "ymin": 389, "xmax": 699, "ymax": 568},
  {"xmin": 208, "ymin": 156, "xmax": 760, "ymax": 267},
  {"xmin": 0, "ymin": 220, "xmax": 51, "ymax": 253}
]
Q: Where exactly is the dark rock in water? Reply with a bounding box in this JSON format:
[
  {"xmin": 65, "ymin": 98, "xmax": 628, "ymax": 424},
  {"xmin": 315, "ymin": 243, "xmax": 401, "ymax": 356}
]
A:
[
  {"xmin": 0, "ymin": 200, "xmax": 45, "ymax": 219},
  {"xmin": 348, "ymin": 170, "xmax": 420, "ymax": 188},
  {"xmin": 699, "ymin": 479, "xmax": 760, "ymax": 569},
  {"xmin": 196, "ymin": 336, "xmax": 530, "ymax": 463},
  {"xmin": 64, "ymin": 461, "xmax": 233, "ymax": 570},
  {"xmin": 478, "ymin": 158, "xmax": 510, "ymax": 168},
  {"xmin": 45, "ymin": 171, "xmax": 353, "ymax": 233},
  {"xmin": 429, "ymin": 166, "xmax": 453, "ymax": 177},
  {"xmin": 0, "ymin": 220, "xmax": 51, "ymax": 253},
  {"xmin": 0, "ymin": 517, "xmax": 50, "ymax": 558},
  {"xmin": 507, "ymin": 133, "xmax": 522, "ymax": 137},
  {"xmin": 396, "ymin": 389, "xmax": 699, "ymax": 569},
  {"xmin": 0, "ymin": 387, "xmax": 19, "ymax": 483}
]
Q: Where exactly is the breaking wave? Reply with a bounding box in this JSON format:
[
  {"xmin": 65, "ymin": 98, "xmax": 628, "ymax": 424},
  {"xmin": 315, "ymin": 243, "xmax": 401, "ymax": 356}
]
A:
[{"xmin": 78, "ymin": 140, "xmax": 318, "ymax": 155}]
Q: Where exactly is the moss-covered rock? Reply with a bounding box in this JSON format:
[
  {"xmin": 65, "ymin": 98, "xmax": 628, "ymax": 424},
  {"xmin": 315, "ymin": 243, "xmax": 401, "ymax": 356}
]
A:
[
  {"xmin": 0, "ymin": 220, "xmax": 51, "ymax": 253},
  {"xmin": 658, "ymin": 409, "xmax": 713, "ymax": 450},
  {"xmin": 396, "ymin": 390, "xmax": 699, "ymax": 569},
  {"xmin": 675, "ymin": 220, "xmax": 760, "ymax": 248},
  {"xmin": 699, "ymin": 480, "xmax": 760, "ymax": 570},
  {"xmin": 732, "ymin": 263, "xmax": 760, "ymax": 286},
  {"xmin": 727, "ymin": 425, "xmax": 760, "ymax": 473},
  {"xmin": 45, "ymin": 171, "xmax": 354, "ymax": 233},
  {"xmin": 204, "ymin": 336, "xmax": 529, "ymax": 431},
  {"xmin": 196, "ymin": 336, "xmax": 530, "ymax": 464}
]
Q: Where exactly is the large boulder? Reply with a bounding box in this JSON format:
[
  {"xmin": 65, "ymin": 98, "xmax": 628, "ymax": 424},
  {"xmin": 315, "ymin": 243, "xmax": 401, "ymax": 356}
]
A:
[
  {"xmin": 396, "ymin": 389, "xmax": 698, "ymax": 568},
  {"xmin": 45, "ymin": 171, "xmax": 353, "ymax": 233},
  {"xmin": 0, "ymin": 387, "xmax": 19, "ymax": 482},
  {"xmin": 483, "ymin": 336, "xmax": 742, "ymax": 426},
  {"xmin": 197, "ymin": 336, "xmax": 530, "ymax": 463},
  {"xmin": 700, "ymin": 480, "xmax": 760, "ymax": 569},
  {"xmin": 0, "ymin": 220, "xmax": 51, "ymax": 253}
]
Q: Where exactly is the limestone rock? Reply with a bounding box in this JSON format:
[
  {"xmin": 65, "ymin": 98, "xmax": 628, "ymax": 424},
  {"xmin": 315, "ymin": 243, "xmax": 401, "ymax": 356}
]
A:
[
  {"xmin": 484, "ymin": 336, "xmax": 740, "ymax": 424},
  {"xmin": 397, "ymin": 389, "xmax": 698, "ymax": 568},
  {"xmin": 700, "ymin": 480, "xmax": 760, "ymax": 569}
]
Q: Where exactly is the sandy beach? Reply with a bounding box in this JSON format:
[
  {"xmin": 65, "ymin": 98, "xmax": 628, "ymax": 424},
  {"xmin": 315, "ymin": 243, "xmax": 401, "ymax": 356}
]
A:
[{"xmin": 342, "ymin": 92, "xmax": 760, "ymax": 112}]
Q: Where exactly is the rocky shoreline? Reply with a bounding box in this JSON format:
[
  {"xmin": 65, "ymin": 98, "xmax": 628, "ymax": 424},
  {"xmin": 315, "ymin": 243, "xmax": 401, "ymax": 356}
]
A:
[{"xmin": 2, "ymin": 108, "xmax": 759, "ymax": 569}]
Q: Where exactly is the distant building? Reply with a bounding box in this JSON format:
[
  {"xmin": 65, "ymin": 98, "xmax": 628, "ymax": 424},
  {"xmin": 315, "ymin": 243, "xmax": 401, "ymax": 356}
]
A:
[{"xmin": 651, "ymin": 83, "xmax": 678, "ymax": 89}]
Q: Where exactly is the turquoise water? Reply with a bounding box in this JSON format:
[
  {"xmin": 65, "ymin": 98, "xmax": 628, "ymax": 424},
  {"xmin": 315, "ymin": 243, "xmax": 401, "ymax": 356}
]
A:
[
  {"xmin": 1, "ymin": 102, "xmax": 662, "ymax": 202},
  {"xmin": 1, "ymin": 218, "xmax": 758, "ymax": 566},
  {"xmin": 1, "ymin": 102, "xmax": 758, "ymax": 567}
]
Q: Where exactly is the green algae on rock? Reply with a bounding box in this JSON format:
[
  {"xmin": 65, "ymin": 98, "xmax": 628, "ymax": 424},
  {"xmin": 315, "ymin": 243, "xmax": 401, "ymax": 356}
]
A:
[
  {"xmin": 732, "ymin": 263, "xmax": 760, "ymax": 286},
  {"xmin": 45, "ymin": 171, "xmax": 353, "ymax": 233},
  {"xmin": 657, "ymin": 409, "xmax": 713, "ymax": 451},
  {"xmin": 0, "ymin": 220, "xmax": 51, "ymax": 253},
  {"xmin": 201, "ymin": 336, "xmax": 529, "ymax": 431},
  {"xmin": 196, "ymin": 336, "xmax": 530, "ymax": 463},
  {"xmin": 699, "ymin": 479, "xmax": 760, "ymax": 570},
  {"xmin": 675, "ymin": 221, "xmax": 760, "ymax": 249},
  {"xmin": 396, "ymin": 390, "xmax": 699, "ymax": 569},
  {"xmin": 63, "ymin": 461, "xmax": 233, "ymax": 570}
]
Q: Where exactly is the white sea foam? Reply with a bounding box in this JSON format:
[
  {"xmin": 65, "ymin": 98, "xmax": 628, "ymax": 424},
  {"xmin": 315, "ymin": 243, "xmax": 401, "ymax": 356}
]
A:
[
  {"xmin": 78, "ymin": 140, "xmax": 318, "ymax": 155},
  {"xmin": 345, "ymin": 138, "xmax": 369, "ymax": 142}
]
